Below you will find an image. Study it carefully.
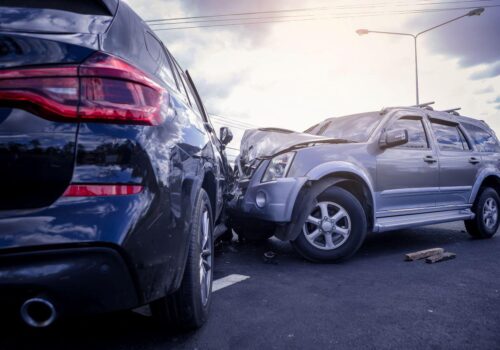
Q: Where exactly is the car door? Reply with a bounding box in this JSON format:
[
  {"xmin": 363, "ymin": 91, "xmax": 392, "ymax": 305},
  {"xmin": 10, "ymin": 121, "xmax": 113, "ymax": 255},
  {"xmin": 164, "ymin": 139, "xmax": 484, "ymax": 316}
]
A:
[
  {"xmin": 428, "ymin": 118, "xmax": 479, "ymax": 207},
  {"xmin": 376, "ymin": 115, "xmax": 439, "ymax": 213}
]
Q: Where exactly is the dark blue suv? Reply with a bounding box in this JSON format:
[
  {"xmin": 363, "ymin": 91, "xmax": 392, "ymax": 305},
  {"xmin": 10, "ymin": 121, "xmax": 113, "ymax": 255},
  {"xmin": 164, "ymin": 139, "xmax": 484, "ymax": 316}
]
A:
[{"xmin": 0, "ymin": 0, "xmax": 233, "ymax": 330}]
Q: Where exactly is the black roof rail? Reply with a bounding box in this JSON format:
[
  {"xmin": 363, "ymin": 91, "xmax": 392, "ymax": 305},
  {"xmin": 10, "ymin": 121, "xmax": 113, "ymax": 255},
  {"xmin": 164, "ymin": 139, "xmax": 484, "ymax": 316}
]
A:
[{"xmin": 442, "ymin": 108, "xmax": 461, "ymax": 116}]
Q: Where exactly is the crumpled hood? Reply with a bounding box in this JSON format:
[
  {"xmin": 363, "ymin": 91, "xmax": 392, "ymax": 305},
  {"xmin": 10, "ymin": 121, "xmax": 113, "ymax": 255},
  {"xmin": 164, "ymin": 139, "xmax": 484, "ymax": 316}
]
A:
[{"xmin": 239, "ymin": 128, "xmax": 331, "ymax": 163}]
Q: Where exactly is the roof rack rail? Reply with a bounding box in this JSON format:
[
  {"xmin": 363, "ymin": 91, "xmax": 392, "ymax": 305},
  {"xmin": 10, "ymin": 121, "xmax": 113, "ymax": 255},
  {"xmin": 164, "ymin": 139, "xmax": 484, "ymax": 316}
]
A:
[
  {"xmin": 412, "ymin": 101, "xmax": 435, "ymax": 109},
  {"xmin": 442, "ymin": 108, "xmax": 461, "ymax": 116},
  {"xmin": 380, "ymin": 101, "xmax": 435, "ymax": 115}
]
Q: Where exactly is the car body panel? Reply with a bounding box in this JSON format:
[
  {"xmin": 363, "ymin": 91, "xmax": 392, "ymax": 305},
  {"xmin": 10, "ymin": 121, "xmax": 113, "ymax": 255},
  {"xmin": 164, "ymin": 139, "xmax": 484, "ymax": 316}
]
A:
[
  {"xmin": 231, "ymin": 106, "xmax": 500, "ymax": 240},
  {"xmin": 0, "ymin": 0, "xmax": 231, "ymax": 315}
]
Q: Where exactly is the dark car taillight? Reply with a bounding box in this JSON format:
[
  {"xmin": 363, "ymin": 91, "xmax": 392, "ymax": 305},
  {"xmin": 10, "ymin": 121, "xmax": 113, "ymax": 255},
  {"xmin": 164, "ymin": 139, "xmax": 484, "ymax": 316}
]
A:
[
  {"xmin": 63, "ymin": 184, "xmax": 143, "ymax": 197},
  {"xmin": 0, "ymin": 52, "xmax": 167, "ymax": 125}
]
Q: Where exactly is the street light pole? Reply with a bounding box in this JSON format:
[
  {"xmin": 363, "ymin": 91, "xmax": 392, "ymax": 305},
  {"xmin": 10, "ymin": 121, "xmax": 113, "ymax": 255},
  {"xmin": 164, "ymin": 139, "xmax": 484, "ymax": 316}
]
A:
[
  {"xmin": 356, "ymin": 7, "xmax": 485, "ymax": 105},
  {"xmin": 414, "ymin": 35, "xmax": 419, "ymax": 105}
]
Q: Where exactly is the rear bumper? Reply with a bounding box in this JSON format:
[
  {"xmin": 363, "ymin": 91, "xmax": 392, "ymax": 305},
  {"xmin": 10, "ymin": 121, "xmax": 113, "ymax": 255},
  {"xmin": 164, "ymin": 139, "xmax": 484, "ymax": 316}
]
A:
[{"xmin": 0, "ymin": 246, "xmax": 139, "ymax": 316}]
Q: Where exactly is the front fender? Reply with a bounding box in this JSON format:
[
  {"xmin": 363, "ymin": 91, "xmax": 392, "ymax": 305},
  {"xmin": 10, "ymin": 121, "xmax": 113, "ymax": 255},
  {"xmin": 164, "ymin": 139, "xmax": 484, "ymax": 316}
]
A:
[
  {"xmin": 275, "ymin": 162, "xmax": 376, "ymax": 241},
  {"xmin": 306, "ymin": 161, "xmax": 376, "ymax": 214}
]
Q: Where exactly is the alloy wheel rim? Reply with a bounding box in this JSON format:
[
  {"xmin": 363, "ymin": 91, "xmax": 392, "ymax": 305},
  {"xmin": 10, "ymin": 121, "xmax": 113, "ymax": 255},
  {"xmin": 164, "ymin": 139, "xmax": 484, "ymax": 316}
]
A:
[
  {"xmin": 483, "ymin": 197, "xmax": 498, "ymax": 229},
  {"xmin": 302, "ymin": 201, "xmax": 351, "ymax": 250},
  {"xmin": 199, "ymin": 208, "xmax": 212, "ymax": 306}
]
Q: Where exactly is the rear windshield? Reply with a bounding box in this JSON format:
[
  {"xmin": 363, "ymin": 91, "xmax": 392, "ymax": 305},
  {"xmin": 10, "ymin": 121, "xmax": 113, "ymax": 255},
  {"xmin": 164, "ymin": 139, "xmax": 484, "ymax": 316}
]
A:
[
  {"xmin": 306, "ymin": 113, "xmax": 382, "ymax": 142},
  {"xmin": 0, "ymin": 0, "xmax": 112, "ymax": 16}
]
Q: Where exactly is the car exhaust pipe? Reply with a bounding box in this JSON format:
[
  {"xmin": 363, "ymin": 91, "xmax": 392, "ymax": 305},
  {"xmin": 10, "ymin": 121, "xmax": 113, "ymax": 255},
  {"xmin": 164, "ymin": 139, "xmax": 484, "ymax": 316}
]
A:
[{"xmin": 20, "ymin": 298, "xmax": 57, "ymax": 328}]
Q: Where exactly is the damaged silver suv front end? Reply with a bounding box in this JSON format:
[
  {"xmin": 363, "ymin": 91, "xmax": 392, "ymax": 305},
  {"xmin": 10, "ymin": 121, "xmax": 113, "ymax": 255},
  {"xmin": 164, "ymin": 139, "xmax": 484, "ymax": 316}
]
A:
[{"xmin": 229, "ymin": 128, "xmax": 325, "ymax": 224}]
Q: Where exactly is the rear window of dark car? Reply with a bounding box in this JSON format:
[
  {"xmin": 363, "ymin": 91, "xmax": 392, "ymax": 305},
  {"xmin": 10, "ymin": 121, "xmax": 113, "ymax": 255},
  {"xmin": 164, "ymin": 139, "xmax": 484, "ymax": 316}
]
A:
[
  {"xmin": 462, "ymin": 123, "xmax": 500, "ymax": 153},
  {"xmin": 0, "ymin": 0, "xmax": 112, "ymax": 16}
]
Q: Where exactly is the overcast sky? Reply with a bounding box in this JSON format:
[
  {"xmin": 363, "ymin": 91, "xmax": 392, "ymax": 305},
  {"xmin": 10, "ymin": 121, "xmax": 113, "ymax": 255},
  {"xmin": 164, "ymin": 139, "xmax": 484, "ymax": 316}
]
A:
[{"xmin": 127, "ymin": 0, "xmax": 500, "ymax": 139}]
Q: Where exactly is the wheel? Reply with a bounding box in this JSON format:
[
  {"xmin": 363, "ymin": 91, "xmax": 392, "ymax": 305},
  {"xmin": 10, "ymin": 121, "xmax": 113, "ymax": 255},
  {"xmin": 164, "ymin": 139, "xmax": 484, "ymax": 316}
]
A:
[
  {"xmin": 291, "ymin": 186, "xmax": 367, "ymax": 263},
  {"xmin": 150, "ymin": 188, "xmax": 214, "ymax": 331},
  {"xmin": 465, "ymin": 187, "xmax": 500, "ymax": 239}
]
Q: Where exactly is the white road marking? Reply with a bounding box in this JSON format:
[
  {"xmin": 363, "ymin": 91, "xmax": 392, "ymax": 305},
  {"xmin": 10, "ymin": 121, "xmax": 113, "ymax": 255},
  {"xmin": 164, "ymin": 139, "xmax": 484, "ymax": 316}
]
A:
[
  {"xmin": 213, "ymin": 274, "xmax": 250, "ymax": 292},
  {"xmin": 132, "ymin": 274, "xmax": 250, "ymax": 316}
]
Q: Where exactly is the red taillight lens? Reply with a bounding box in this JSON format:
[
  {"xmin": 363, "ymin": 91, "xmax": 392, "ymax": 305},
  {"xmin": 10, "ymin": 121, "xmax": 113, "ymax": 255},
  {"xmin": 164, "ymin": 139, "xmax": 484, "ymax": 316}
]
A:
[
  {"xmin": 63, "ymin": 184, "xmax": 143, "ymax": 197},
  {"xmin": 0, "ymin": 53, "xmax": 167, "ymax": 125},
  {"xmin": 0, "ymin": 67, "xmax": 79, "ymax": 121},
  {"xmin": 79, "ymin": 53, "xmax": 165, "ymax": 125}
]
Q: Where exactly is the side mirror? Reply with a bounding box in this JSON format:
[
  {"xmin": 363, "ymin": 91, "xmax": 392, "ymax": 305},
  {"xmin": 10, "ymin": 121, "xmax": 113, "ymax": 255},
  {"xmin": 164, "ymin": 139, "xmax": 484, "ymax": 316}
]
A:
[
  {"xmin": 380, "ymin": 128, "xmax": 409, "ymax": 149},
  {"xmin": 220, "ymin": 127, "xmax": 233, "ymax": 146}
]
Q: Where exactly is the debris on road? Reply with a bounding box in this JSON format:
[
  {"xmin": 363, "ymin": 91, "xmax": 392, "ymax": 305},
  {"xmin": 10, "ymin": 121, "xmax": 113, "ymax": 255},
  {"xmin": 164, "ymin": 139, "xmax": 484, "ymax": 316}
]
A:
[
  {"xmin": 263, "ymin": 251, "xmax": 277, "ymax": 264},
  {"xmin": 425, "ymin": 252, "xmax": 457, "ymax": 264},
  {"xmin": 405, "ymin": 248, "xmax": 444, "ymax": 261}
]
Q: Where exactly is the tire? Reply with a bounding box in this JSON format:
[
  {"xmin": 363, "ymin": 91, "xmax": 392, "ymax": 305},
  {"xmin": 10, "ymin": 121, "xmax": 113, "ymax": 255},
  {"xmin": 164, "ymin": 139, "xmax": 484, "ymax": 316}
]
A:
[
  {"xmin": 291, "ymin": 186, "xmax": 367, "ymax": 263},
  {"xmin": 150, "ymin": 188, "xmax": 214, "ymax": 331},
  {"xmin": 465, "ymin": 187, "xmax": 500, "ymax": 239}
]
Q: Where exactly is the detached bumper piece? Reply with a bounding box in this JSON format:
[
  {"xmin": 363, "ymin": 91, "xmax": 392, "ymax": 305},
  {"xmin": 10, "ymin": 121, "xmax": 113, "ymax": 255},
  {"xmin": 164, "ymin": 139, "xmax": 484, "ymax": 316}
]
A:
[{"xmin": 0, "ymin": 247, "xmax": 139, "ymax": 318}]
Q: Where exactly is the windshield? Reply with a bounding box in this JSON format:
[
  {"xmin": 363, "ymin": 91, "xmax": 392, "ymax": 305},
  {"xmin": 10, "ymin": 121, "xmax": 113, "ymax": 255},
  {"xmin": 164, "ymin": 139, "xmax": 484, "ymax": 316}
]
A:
[{"xmin": 305, "ymin": 112, "xmax": 381, "ymax": 142}]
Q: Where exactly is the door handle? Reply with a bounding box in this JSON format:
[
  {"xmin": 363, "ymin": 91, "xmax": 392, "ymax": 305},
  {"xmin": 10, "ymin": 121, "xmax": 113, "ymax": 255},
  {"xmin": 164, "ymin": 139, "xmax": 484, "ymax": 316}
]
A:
[
  {"xmin": 423, "ymin": 155, "xmax": 437, "ymax": 163},
  {"xmin": 469, "ymin": 157, "xmax": 481, "ymax": 164}
]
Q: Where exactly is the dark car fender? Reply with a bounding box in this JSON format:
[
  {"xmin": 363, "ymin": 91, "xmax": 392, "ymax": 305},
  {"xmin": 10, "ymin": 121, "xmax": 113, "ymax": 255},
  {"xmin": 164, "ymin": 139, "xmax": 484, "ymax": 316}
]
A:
[{"xmin": 170, "ymin": 161, "xmax": 218, "ymax": 291}]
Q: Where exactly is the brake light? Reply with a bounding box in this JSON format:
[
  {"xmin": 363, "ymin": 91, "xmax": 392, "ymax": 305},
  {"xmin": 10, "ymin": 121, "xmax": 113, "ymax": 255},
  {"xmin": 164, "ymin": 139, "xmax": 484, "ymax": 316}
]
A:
[
  {"xmin": 0, "ymin": 52, "xmax": 167, "ymax": 125},
  {"xmin": 0, "ymin": 67, "xmax": 79, "ymax": 121},
  {"xmin": 63, "ymin": 184, "xmax": 143, "ymax": 197}
]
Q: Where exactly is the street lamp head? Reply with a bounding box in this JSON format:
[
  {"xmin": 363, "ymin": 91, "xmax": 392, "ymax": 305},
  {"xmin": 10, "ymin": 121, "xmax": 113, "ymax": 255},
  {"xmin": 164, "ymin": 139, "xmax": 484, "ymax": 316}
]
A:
[
  {"xmin": 467, "ymin": 7, "xmax": 484, "ymax": 16},
  {"xmin": 356, "ymin": 29, "xmax": 369, "ymax": 36}
]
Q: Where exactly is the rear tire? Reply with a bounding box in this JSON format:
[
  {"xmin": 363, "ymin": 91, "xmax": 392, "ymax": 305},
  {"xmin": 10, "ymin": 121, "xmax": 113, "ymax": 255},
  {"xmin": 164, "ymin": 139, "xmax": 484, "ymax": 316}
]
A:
[
  {"xmin": 291, "ymin": 186, "xmax": 367, "ymax": 263},
  {"xmin": 465, "ymin": 187, "xmax": 500, "ymax": 239},
  {"xmin": 150, "ymin": 188, "xmax": 214, "ymax": 331}
]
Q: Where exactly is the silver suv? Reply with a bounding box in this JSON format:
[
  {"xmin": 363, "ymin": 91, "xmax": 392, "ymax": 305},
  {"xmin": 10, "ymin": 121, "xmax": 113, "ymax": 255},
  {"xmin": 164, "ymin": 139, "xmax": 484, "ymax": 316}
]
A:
[{"xmin": 229, "ymin": 104, "xmax": 500, "ymax": 262}]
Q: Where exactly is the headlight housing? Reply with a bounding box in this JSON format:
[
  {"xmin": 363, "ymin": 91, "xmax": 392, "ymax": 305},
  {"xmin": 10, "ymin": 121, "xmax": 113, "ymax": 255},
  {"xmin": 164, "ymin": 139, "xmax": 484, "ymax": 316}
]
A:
[{"xmin": 262, "ymin": 152, "xmax": 295, "ymax": 182}]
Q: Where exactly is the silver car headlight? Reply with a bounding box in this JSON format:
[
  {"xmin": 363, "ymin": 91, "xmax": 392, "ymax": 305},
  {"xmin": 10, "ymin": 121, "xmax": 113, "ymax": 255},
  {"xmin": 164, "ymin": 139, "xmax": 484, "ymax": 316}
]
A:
[{"xmin": 262, "ymin": 152, "xmax": 295, "ymax": 183}]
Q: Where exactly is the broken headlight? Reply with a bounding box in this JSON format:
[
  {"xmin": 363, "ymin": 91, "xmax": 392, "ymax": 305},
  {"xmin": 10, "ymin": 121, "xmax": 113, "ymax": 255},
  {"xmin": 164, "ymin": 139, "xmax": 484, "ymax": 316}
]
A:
[{"xmin": 262, "ymin": 152, "xmax": 295, "ymax": 183}]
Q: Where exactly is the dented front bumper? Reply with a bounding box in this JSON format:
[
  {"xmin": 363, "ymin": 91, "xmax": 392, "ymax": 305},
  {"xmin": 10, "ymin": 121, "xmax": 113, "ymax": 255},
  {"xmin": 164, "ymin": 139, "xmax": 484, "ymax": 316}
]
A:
[{"xmin": 229, "ymin": 159, "xmax": 308, "ymax": 223}]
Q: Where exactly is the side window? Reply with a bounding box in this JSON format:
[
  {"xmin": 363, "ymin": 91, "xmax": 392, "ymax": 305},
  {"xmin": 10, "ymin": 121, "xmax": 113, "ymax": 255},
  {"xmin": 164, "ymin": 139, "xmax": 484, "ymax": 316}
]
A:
[
  {"xmin": 169, "ymin": 59, "xmax": 190, "ymax": 101},
  {"xmin": 144, "ymin": 32, "xmax": 176, "ymax": 87},
  {"xmin": 463, "ymin": 123, "xmax": 500, "ymax": 153},
  {"xmin": 431, "ymin": 121, "xmax": 470, "ymax": 151},
  {"xmin": 388, "ymin": 117, "xmax": 428, "ymax": 149},
  {"xmin": 181, "ymin": 73, "xmax": 202, "ymax": 115}
]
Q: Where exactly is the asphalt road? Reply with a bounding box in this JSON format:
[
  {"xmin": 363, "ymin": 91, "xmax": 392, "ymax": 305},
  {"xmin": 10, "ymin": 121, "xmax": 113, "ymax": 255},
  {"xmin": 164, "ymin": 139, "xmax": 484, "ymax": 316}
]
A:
[{"xmin": 1, "ymin": 222, "xmax": 499, "ymax": 350}]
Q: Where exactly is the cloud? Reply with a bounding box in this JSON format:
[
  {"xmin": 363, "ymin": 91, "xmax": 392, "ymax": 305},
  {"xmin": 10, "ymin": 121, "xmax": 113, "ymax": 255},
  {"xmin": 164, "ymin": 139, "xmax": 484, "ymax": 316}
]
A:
[
  {"xmin": 470, "ymin": 61, "xmax": 500, "ymax": 80},
  {"xmin": 174, "ymin": 0, "xmax": 303, "ymax": 46},
  {"xmin": 488, "ymin": 96, "xmax": 500, "ymax": 104},
  {"xmin": 475, "ymin": 85, "xmax": 494, "ymax": 94},
  {"xmin": 405, "ymin": 7, "xmax": 500, "ymax": 68}
]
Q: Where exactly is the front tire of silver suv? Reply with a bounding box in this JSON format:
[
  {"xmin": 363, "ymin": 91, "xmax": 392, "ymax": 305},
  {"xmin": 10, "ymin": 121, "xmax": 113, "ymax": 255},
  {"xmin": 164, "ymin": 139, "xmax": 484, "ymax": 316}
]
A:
[
  {"xmin": 465, "ymin": 187, "xmax": 500, "ymax": 239},
  {"xmin": 291, "ymin": 186, "xmax": 367, "ymax": 263}
]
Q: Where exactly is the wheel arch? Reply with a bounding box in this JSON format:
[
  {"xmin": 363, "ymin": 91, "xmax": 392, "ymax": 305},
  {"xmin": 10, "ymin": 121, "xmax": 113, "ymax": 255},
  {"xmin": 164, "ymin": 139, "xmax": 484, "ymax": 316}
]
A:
[
  {"xmin": 201, "ymin": 170, "xmax": 217, "ymax": 221},
  {"xmin": 276, "ymin": 163, "xmax": 376, "ymax": 241},
  {"xmin": 307, "ymin": 161, "xmax": 376, "ymax": 228},
  {"xmin": 470, "ymin": 171, "xmax": 500, "ymax": 205},
  {"xmin": 172, "ymin": 165, "xmax": 217, "ymax": 294}
]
